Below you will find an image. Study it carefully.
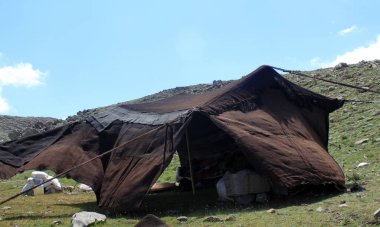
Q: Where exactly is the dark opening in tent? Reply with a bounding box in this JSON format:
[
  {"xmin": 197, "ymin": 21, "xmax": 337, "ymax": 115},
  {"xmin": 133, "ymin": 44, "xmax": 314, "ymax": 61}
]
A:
[{"xmin": 0, "ymin": 65, "xmax": 345, "ymax": 210}]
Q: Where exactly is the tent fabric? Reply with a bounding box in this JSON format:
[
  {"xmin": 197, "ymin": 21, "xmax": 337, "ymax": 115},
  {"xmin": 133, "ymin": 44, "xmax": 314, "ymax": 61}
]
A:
[
  {"xmin": 0, "ymin": 65, "xmax": 345, "ymax": 209},
  {"xmin": 87, "ymin": 108, "xmax": 191, "ymax": 132}
]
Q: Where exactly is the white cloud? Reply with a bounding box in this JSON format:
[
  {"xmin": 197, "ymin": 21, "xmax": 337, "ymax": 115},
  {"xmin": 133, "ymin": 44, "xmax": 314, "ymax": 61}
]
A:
[
  {"xmin": 339, "ymin": 25, "xmax": 357, "ymax": 36},
  {"xmin": 0, "ymin": 96, "xmax": 10, "ymax": 113},
  {"xmin": 0, "ymin": 63, "xmax": 45, "ymax": 87},
  {"xmin": 0, "ymin": 62, "xmax": 46, "ymax": 113},
  {"xmin": 310, "ymin": 34, "xmax": 380, "ymax": 68},
  {"xmin": 325, "ymin": 35, "xmax": 380, "ymax": 67}
]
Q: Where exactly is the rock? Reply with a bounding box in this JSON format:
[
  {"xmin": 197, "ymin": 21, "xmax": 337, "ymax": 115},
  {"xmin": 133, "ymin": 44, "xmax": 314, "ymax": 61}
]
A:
[
  {"xmin": 176, "ymin": 216, "xmax": 188, "ymax": 222},
  {"xmin": 135, "ymin": 214, "xmax": 169, "ymax": 227},
  {"xmin": 77, "ymin": 183, "xmax": 93, "ymax": 192},
  {"xmin": 1, "ymin": 206, "xmax": 11, "ymax": 210},
  {"xmin": 355, "ymin": 138, "xmax": 369, "ymax": 145},
  {"xmin": 328, "ymin": 86, "xmax": 335, "ymax": 91},
  {"xmin": 339, "ymin": 204, "xmax": 348, "ymax": 208},
  {"xmin": 348, "ymin": 183, "xmax": 365, "ymax": 192},
  {"xmin": 374, "ymin": 208, "xmax": 380, "ymax": 219},
  {"xmin": 316, "ymin": 207, "xmax": 324, "ymax": 212},
  {"xmin": 71, "ymin": 211, "xmax": 106, "ymax": 227},
  {"xmin": 357, "ymin": 162, "xmax": 369, "ymax": 168},
  {"xmin": 203, "ymin": 216, "xmax": 223, "ymax": 222},
  {"xmin": 212, "ymin": 80, "xmax": 224, "ymax": 88},
  {"xmin": 266, "ymin": 208, "xmax": 276, "ymax": 213},
  {"xmin": 370, "ymin": 63, "xmax": 378, "ymax": 68},
  {"xmin": 356, "ymin": 193, "xmax": 363, "ymax": 198},
  {"xmin": 256, "ymin": 193, "xmax": 269, "ymax": 203},
  {"xmin": 358, "ymin": 60, "xmax": 368, "ymax": 66},
  {"xmin": 225, "ymin": 214, "xmax": 237, "ymax": 221},
  {"xmin": 334, "ymin": 63, "xmax": 348, "ymax": 70},
  {"xmin": 52, "ymin": 220, "xmax": 62, "ymax": 225}
]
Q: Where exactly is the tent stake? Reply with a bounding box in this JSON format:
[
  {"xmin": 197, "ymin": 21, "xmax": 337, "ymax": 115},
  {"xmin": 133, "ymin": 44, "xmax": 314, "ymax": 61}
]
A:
[{"xmin": 185, "ymin": 129, "xmax": 196, "ymax": 195}]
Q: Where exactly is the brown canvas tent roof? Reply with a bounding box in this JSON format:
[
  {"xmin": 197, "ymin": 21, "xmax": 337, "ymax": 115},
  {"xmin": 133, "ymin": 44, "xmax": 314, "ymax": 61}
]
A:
[{"xmin": 0, "ymin": 65, "xmax": 345, "ymax": 210}]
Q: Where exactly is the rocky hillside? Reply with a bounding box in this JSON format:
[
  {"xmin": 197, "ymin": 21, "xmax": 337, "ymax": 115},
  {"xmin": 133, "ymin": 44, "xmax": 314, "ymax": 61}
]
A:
[
  {"xmin": 0, "ymin": 116, "xmax": 64, "ymax": 143},
  {"xmin": 1, "ymin": 61, "xmax": 379, "ymax": 144}
]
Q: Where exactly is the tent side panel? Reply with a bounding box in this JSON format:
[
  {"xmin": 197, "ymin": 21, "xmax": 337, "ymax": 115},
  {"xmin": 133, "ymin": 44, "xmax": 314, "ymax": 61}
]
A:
[{"xmin": 209, "ymin": 91, "xmax": 345, "ymax": 193}]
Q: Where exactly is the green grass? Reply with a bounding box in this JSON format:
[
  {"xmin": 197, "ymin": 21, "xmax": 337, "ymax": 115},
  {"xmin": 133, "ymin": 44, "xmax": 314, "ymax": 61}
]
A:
[{"xmin": 0, "ymin": 63, "xmax": 379, "ymax": 226}]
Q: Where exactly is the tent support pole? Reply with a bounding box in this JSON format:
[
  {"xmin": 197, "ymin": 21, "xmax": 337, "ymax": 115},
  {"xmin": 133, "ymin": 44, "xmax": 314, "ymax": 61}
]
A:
[{"xmin": 185, "ymin": 129, "xmax": 196, "ymax": 195}]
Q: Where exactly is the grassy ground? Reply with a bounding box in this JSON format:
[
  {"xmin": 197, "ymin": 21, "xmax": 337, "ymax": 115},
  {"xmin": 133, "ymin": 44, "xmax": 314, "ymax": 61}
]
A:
[{"xmin": 0, "ymin": 63, "xmax": 379, "ymax": 226}]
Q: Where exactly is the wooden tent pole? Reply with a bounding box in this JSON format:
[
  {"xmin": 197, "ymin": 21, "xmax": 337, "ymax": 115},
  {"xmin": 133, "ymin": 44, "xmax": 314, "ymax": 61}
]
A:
[{"xmin": 185, "ymin": 129, "xmax": 196, "ymax": 195}]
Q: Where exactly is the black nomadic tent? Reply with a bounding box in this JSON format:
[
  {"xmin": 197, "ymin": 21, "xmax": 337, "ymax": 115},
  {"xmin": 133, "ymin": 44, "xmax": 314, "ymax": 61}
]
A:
[{"xmin": 0, "ymin": 65, "xmax": 345, "ymax": 210}]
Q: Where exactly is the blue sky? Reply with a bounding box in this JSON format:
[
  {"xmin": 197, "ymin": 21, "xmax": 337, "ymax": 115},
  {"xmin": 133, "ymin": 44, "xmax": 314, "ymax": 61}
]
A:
[{"xmin": 0, "ymin": 0, "xmax": 379, "ymax": 119}]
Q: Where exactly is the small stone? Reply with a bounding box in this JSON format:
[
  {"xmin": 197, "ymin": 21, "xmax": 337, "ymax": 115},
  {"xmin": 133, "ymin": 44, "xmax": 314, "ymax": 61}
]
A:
[
  {"xmin": 307, "ymin": 208, "xmax": 314, "ymax": 212},
  {"xmin": 361, "ymin": 86, "xmax": 370, "ymax": 91},
  {"xmin": 177, "ymin": 216, "xmax": 188, "ymax": 222},
  {"xmin": 334, "ymin": 62, "xmax": 348, "ymax": 70},
  {"xmin": 348, "ymin": 183, "xmax": 365, "ymax": 192},
  {"xmin": 340, "ymin": 200, "xmax": 346, "ymax": 204},
  {"xmin": 355, "ymin": 138, "xmax": 369, "ymax": 145},
  {"xmin": 1, "ymin": 206, "xmax": 11, "ymax": 210},
  {"xmin": 52, "ymin": 220, "xmax": 62, "ymax": 225},
  {"xmin": 328, "ymin": 86, "xmax": 335, "ymax": 91},
  {"xmin": 225, "ymin": 214, "xmax": 237, "ymax": 221},
  {"xmin": 374, "ymin": 208, "xmax": 380, "ymax": 219},
  {"xmin": 316, "ymin": 207, "xmax": 324, "ymax": 212},
  {"xmin": 203, "ymin": 216, "xmax": 223, "ymax": 222},
  {"xmin": 77, "ymin": 183, "xmax": 93, "ymax": 192},
  {"xmin": 357, "ymin": 162, "xmax": 369, "ymax": 168},
  {"xmin": 339, "ymin": 204, "xmax": 348, "ymax": 208},
  {"xmin": 266, "ymin": 208, "xmax": 276, "ymax": 213}
]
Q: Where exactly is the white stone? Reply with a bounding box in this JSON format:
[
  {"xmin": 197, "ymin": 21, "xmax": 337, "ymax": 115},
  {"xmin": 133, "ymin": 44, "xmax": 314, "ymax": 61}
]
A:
[
  {"xmin": 72, "ymin": 211, "xmax": 106, "ymax": 227},
  {"xmin": 355, "ymin": 138, "xmax": 369, "ymax": 145},
  {"xmin": 78, "ymin": 184, "xmax": 93, "ymax": 192},
  {"xmin": 225, "ymin": 214, "xmax": 237, "ymax": 221},
  {"xmin": 177, "ymin": 216, "xmax": 188, "ymax": 222},
  {"xmin": 374, "ymin": 208, "xmax": 380, "ymax": 219},
  {"xmin": 316, "ymin": 207, "xmax": 324, "ymax": 212},
  {"xmin": 357, "ymin": 162, "xmax": 369, "ymax": 168},
  {"xmin": 266, "ymin": 208, "xmax": 276, "ymax": 213}
]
